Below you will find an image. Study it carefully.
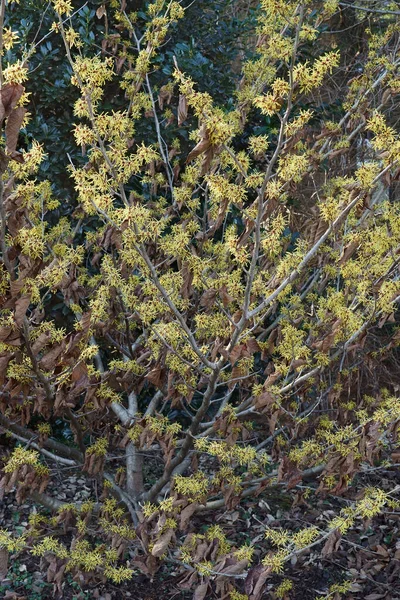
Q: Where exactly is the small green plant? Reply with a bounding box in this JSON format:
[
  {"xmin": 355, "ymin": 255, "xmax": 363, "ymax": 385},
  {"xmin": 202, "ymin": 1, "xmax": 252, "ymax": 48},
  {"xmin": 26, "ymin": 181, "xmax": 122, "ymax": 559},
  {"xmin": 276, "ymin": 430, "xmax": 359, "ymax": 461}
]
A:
[{"xmin": 0, "ymin": 558, "xmax": 52, "ymax": 599}]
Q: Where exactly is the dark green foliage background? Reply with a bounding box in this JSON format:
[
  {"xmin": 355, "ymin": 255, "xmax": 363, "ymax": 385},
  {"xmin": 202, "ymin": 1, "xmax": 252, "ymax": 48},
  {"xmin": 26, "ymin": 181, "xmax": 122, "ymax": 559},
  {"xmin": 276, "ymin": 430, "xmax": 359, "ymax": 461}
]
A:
[{"xmin": 7, "ymin": 0, "xmax": 257, "ymax": 205}]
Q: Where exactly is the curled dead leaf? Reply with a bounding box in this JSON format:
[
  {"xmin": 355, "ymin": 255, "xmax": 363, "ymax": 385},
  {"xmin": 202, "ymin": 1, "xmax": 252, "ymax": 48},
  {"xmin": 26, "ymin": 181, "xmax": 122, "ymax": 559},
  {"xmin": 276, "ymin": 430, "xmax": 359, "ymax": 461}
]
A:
[
  {"xmin": 5, "ymin": 107, "xmax": 26, "ymax": 154},
  {"xmin": 151, "ymin": 529, "xmax": 174, "ymax": 557},
  {"xmin": 178, "ymin": 94, "xmax": 188, "ymax": 126},
  {"xmin": 15, "ymin": 295, "xmax": 31, "ymax": 327},
  {"xmin": 321, "ymin": 528, "xmax": 341, "ymax": 557},
  {"xmin": 200, "ymin": 288, "xmax": 217, "ymax": 309},
  {"xmin": 186, "ymin": 124, "xmax": 211, "ymax": 163},
  {"xmin": 193, "ymin": 582, "xmax": 209, "ymax": 600},
  {"xmin": 158, "ymin": 85, "xmax": 173, "ymax": 110},
  {"xmin": 96, "ymin": 4, "xmax": 106, "ymax": 18},
  {"xmin": 0, "ymin": 83, "xmax": 25, "ymax": 125},
  {"xmin": 180, "ymin": 502, "xmax": 199, "ymax": 529},
  {"xmin": 245, "ymin": 564, "xmax": 271, "ymax": 599}
]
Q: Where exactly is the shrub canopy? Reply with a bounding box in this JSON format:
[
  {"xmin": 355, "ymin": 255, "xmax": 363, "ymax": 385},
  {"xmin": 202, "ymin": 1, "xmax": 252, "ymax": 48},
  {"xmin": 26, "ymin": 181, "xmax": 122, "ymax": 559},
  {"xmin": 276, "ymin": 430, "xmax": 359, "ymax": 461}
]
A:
[{"xmin": 1, "ymin": 1, "xmax": 400, "ymax": 598}]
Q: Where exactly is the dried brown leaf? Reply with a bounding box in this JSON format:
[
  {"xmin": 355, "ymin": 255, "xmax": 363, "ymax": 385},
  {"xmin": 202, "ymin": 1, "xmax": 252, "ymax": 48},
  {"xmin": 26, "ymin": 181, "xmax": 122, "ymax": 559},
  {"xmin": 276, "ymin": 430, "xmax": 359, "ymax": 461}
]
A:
[
  {"xmin": 15, "ymin": 295, "xmax": 30, "ymax": 327},
  {"xmin": 39, "ymin": 344, "xmax": 63, "ymax": 371},
  {"xmin": 374, "ymin": 544, "xmax": 389, "ymax": 558},
  {"xmin": 219, "ymin": 284, "xmax": 234, "ymax": 308},
  {"xmin": 178, "ymin": 94, "xmax": 188, "ymax": 126},
  {"xmin": 31, "ymin": 331, "xmax": 52, "ymax": 354},
  {"xmin": 46, "ymin": 557, "xmax": 57, "ymax": 583},
  {"xmin": 338, "ymin": 239, "xmax": 359, "ymax": 265},
  {"xmin": 219, "ymin": 558, "xmax": 249, "ymax": 575},
  {"xmin": 277, "ymin": 456, "xmax": 303, "ymax": 489},
  {"xmin": 96, "ymin": 4, "xmax": 106, "ymax": 18},
  {"xmin": 186, "ymin": 125, "xmax": 210, "ymax": 163},
  {"xmin": 199, "ymin": 288, "xmax": 217, "ymax": 309},
  {"xmin": 158, "ymin": 85, "xmax": 173, "ymax": 110},
  {"xmin": 193, "ymin": 582, "xmax": 209, "ymax": 600},
  {"xmin": 229, "ymin": 343, "xmax": 249, "ymax": 366},
  {"xmin": 321, "ymin": 528, "xmax": 341, "ymax": 557},
  {"xmin": 180, "ymin": 261, "xmax": 193, "ymax": 300},
  {"xmin": 0, "ymin": 83, "xmax": 25, "ymax": 124},
  {"xmin": 246, "ymin": 338, "xmax": 261, "ymax": 355},
  {"xmin": 245, "ymin": 564, "xmax": 271, "ymax": 600},
  {"xmin": 79, "ymin": 311, "xmax": 92, "ymax": 333},
  {"xmin": 151, "ymin": 529, "xmax": 173, "ymax": 557},
  {"xmin": 180, "ymin": 502, "xmax": 199, "ymax": 529},
  {"xmin": 5, "ymin": 107, "xmax": 26, "ymax": 153},
  {"xmin": 146, "ymin": 364, "xmax": 165, "ymax": 389},
  {"xmin": 10, "ymin": 278, "xmax": 25, "ymax": 297},
  {"xmin": 254, "ymin": 390, "xmax": 274, "ymax": 411}
]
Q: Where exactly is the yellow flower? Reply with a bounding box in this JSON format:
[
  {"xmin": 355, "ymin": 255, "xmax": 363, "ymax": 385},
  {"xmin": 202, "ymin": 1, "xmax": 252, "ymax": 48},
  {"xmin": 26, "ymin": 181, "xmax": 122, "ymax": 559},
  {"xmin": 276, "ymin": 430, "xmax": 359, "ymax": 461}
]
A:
[
  {"xmin": 3, "ymin": 60, "xmax": 28, "ymax": 84},
  {"xmin": 53, "ymin": 0, "xmax": 73, "ymax": 16},
  {"xmin": 65, "ymin": 28, "xmax": 82, "ymax": 48},
  {"xmin": 276, "ymin": 579, "xmax": 293, "ymax": 599},
  {"xmin": 2, "ymin": 28, "xmax": 19, "ymax": 52},
  {"xmin": 254, "ymin": 93, "xmax": 282, "ymax": 117}
]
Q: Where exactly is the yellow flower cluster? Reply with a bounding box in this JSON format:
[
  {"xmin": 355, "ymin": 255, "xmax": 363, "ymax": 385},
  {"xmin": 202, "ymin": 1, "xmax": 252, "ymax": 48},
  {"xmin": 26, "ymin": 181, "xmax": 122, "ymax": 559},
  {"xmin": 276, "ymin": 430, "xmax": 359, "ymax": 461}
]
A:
[
  {"xmin": 52, "ymin": 0, "xmax": 73, "ymax": 16},
  {"xmin": 0, "ymin": 529, "xmax": 27, "ymax": 552},
  {"xmin": 32, "ymin": 536, "xmax": 69, "ymax": 559},
  {"xmin": 173, "ymin": 471, "xmax": 209, "ymax": 502},
  {"xmin": 4, "ymin": 447, "xmax": 41, "ymax": 473},
  {"xmin": 2, "ymin": 28, "xmax": 19, "ymax": 52},
  {"xmin": 86, "ymin": 437, "xmax": 108, "ymax": 457},
  {"xmin": 330, "ymin": 487, "xmax": 389, "ymax": 533},
  {"xmin": 276, "ymin": 579, "xmax": 293, "ymax": 599},
  {"xmin": 293, "ymin": 51, "xmax": 340, "ymax": 94},
  {"xmin": 3, "ymin": 60, "xmax": 28, "ymax": 84}
]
